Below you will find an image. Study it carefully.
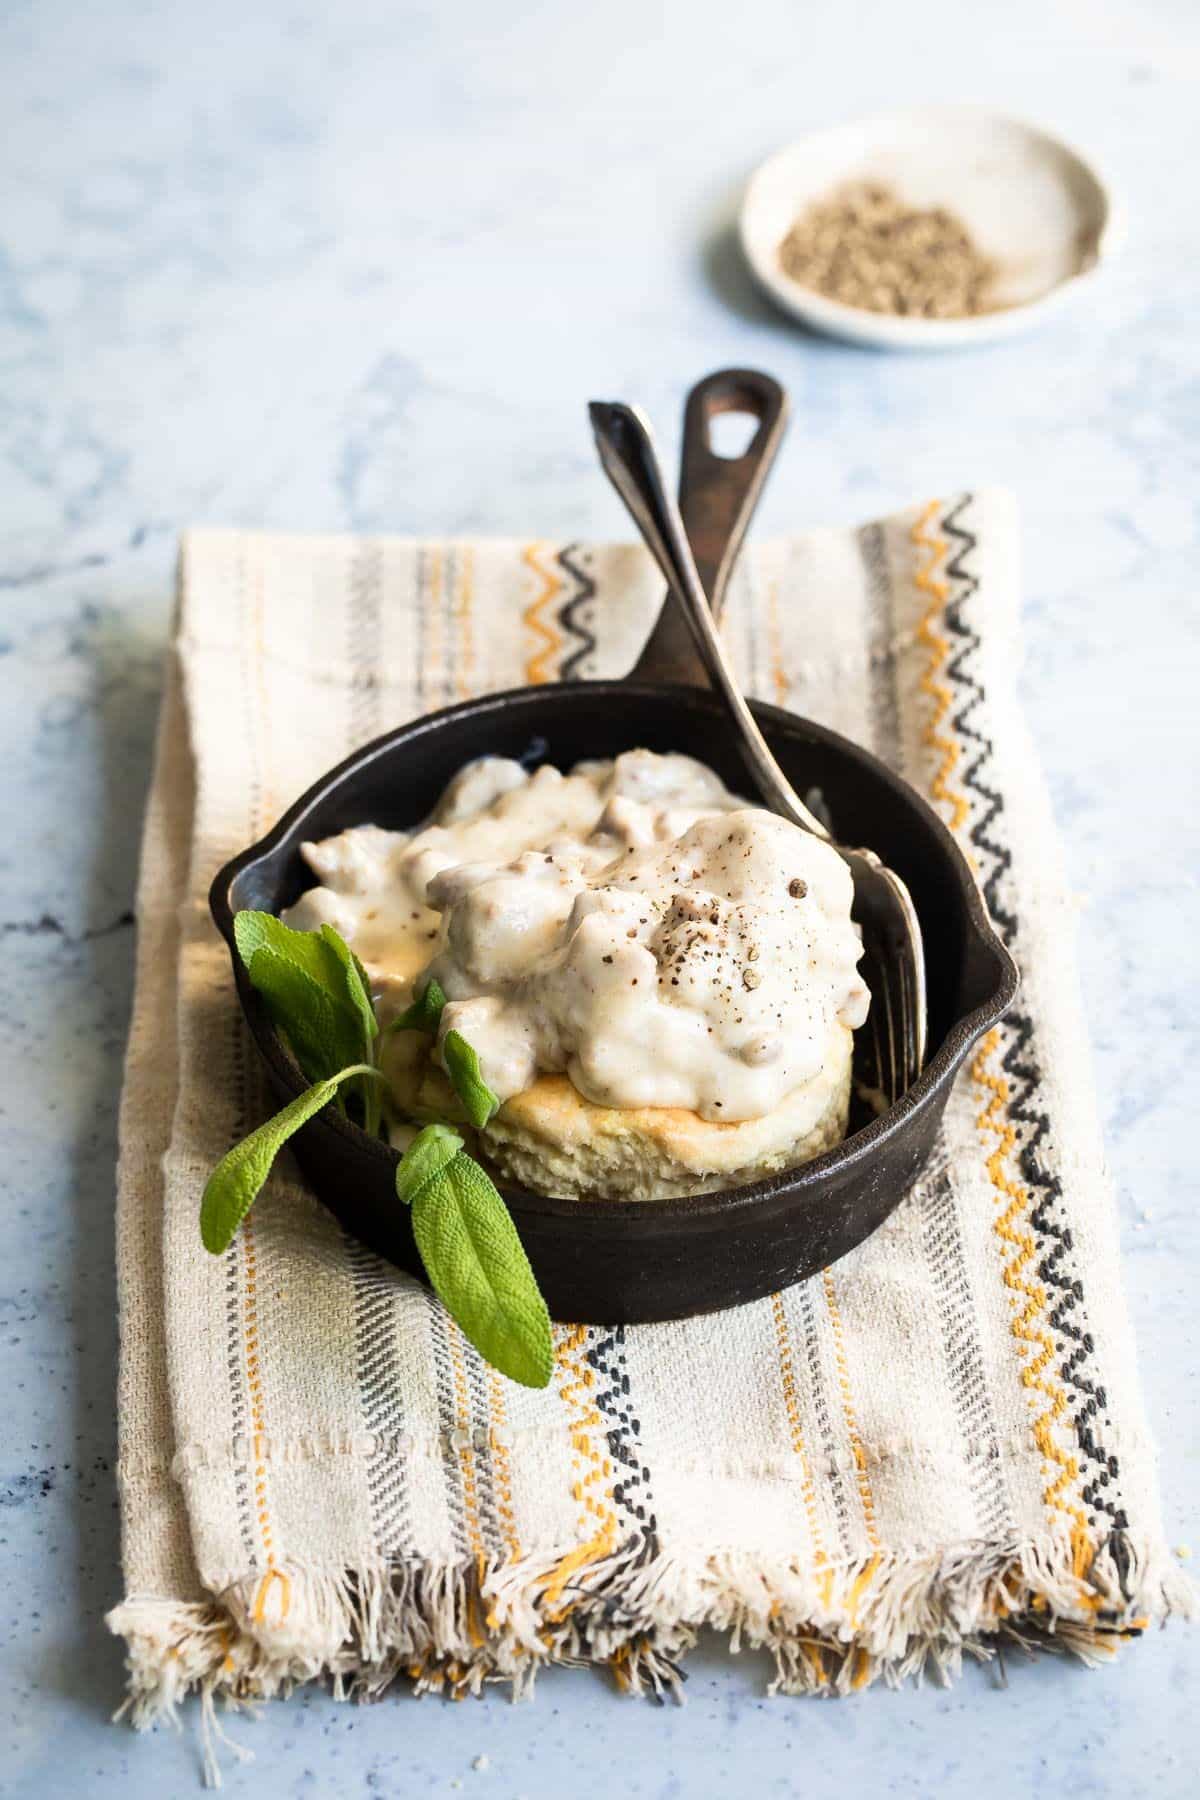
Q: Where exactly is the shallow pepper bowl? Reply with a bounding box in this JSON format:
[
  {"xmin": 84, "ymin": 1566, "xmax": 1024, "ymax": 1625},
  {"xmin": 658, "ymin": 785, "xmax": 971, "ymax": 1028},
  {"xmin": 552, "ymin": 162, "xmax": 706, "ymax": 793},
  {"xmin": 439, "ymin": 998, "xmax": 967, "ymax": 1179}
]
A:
[{"xmin": 210, "ymin": 682, "xmax": 1017, "ymax": 1323}]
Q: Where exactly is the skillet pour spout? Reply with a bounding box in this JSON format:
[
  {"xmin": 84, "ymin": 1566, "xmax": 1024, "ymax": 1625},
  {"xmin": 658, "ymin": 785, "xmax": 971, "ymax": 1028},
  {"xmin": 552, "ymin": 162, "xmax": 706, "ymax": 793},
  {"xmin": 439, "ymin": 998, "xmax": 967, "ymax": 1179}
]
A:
[{"xmin": 211, "ymin": 681, "xmax": 1017, "ymax": 1324}]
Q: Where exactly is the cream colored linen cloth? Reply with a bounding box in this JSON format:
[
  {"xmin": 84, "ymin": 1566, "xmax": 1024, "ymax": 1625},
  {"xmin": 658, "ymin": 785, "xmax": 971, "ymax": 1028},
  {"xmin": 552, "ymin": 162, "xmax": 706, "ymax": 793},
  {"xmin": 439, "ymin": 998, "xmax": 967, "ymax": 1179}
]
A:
[{"xmin": 108, "ymin": 493, "xmax": 1190, "ymax": 1726}]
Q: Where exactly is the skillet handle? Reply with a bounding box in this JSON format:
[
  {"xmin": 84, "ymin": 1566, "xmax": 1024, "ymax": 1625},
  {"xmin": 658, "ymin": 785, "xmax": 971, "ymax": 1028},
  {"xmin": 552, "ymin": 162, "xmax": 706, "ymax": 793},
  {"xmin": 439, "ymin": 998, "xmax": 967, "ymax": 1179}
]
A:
[{"xmin": 627, "ymin": 368, "xmax": 788, "ymax": 686}]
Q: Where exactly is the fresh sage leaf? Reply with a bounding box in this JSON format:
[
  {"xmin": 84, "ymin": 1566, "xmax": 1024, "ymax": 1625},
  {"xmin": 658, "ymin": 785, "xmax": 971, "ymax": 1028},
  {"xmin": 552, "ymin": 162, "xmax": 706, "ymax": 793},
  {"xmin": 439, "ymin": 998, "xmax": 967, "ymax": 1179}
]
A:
[
  {"xmin": 314, "ymin": 925, "xmax": 380, "ymax": 1127},
  {"xmin": 200, "ymin": 1062, "xmax": 380, "ymax": 1255},
  {"xmin": 231, "ymin": 908, "xmax": 280, "ymax": 969},
  {"xmin": 233, "ymin": 911, "xmax": 379, "ymax": 1127},
  {"xmin": 442, "ymin": 1029, "xmax": 499, "ymax": 1128},
  {"xmin": 232, "ymin": 909, "xmax": 337, "ymax": 978},
  {"xmin": 389, "ymin": 976, "xmax": 447, "ymax": 1037},
  {"xmin": 411, "ymin": 1152, "xmax": 553, "ymax": 1389},
  {"xmin": 216, "ymin": 910, "xmax": 551, "ymax": 1387},
  {"xmin": 234, "ymin": 912, "xmax": 370, "ymax": 1049},
  {"xmin": 395, "ymin": 1122, "xmax": 464, "ymax": 1206},
  {"xmin": 319, "ymin": 924, "xmax": 378, "ymax": 1050},
  {"xmin": 243, "ymin": 946, "xmax": 364, "ymax": 1086}
]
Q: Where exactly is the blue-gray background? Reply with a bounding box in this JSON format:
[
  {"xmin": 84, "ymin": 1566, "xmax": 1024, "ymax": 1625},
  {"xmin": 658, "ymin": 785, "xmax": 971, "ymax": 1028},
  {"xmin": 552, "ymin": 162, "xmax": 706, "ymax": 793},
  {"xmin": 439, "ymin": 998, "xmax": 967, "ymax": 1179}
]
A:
[{"xmin": 1, "ymin": 1, "xmax": 1195, "ymax": 1794}]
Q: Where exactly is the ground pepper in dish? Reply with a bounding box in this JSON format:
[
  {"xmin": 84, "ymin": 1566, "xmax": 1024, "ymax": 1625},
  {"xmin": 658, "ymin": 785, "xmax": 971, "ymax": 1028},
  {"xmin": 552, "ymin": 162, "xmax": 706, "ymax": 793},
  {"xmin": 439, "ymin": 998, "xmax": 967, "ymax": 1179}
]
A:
[{"xmin": 778, "ymin": 181, "xmax": 998, "ymax": 319}]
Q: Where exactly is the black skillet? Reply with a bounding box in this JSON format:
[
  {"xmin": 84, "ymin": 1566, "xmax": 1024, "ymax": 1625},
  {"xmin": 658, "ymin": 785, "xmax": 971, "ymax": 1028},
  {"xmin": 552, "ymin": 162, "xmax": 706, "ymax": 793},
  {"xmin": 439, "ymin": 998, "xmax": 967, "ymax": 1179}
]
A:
[{"xmin": 211, "ymin": 370, "xmax": 1017, "ymax": 1323}]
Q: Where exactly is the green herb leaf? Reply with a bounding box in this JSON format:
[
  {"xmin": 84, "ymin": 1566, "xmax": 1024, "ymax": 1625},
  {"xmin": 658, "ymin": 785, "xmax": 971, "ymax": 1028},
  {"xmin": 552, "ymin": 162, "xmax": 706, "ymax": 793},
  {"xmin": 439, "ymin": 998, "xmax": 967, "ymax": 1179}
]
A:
[
  {"xmin": 231, "ymin": 908, "xmax": 279, "ymax": 968},
  {"xmin": 242, "ymin": 946, "xmax": 364, "ymax": 1085},
  {"xmin": 411, "ymin": 1152, "xmax": 553, "ymax": 1388},
  {"xmin": 319, "ymin": 924, "xmax": 378, "ymax": 1049},
  {"xmin": 234, "ymin": 912, "xmax": 372, "ymax": 1053},
  {"xmin": 232, "ymin": 912, "xmax": 379, "ymax": 1132},
  {"xmin": 221, "ymin": 909, "xmax": 548, "ymax": 1385},
  {"xmin": 389, "ymin": 976, "xmax": 447, "ymax": 1037},
  {"xmin": 201, "ymin": 1063, "xmax": 380, "ymax": 1255},
  {"xmin": 441, "ymin": 1029, "xmax": 499, "ymax": 1128},
  {"xmin": 232, "ymin": 909, "xmax": 334, "ymax": 977},
  {"xmin": 395, "ymin": 1122, "xmax": 464, "ymax": 1206}
]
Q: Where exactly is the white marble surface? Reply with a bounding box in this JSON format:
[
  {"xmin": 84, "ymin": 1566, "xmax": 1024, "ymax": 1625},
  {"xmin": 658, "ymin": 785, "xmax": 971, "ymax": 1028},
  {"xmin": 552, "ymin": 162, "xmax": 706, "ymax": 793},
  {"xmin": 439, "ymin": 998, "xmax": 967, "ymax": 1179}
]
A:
[{"xmin": 1, "ymin": 1, "xmax": 1196, "ymax": 1793}]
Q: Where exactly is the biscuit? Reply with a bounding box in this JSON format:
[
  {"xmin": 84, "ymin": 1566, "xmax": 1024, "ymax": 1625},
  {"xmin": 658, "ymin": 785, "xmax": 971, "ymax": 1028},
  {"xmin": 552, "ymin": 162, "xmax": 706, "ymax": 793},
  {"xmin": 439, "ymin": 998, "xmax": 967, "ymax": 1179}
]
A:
[{"xmin": 480, "ymin": 1022, "xmax": 853, "ymax": 1201}]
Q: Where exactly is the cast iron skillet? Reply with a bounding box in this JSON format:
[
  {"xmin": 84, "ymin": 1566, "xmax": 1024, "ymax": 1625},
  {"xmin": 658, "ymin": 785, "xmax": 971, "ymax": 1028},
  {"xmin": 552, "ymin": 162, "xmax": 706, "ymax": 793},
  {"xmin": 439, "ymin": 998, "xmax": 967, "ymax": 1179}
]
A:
[{"xmin": 210, "ymin": 372, "xmax": 1017, "ymax": 1323}]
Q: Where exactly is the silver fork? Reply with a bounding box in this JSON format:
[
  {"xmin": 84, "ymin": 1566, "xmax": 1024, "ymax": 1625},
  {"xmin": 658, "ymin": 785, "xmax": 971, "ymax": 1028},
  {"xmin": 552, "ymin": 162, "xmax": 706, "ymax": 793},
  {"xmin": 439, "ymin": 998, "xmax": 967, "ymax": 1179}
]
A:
[{"xmin": 589, "ymin": 399, "xmax": 927, "ymax": 1104}]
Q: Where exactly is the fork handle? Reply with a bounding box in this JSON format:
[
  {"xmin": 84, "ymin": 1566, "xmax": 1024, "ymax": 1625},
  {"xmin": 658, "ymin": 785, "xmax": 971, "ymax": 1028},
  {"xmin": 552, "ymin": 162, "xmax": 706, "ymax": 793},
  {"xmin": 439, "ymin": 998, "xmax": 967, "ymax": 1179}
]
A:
[
  {"xmin": 591, "ymin": 399, "xmax": 828, "ymax": 840},
  {"xmin": 628, "ymin": 369, "xmax": 788, "ymax": 685}
]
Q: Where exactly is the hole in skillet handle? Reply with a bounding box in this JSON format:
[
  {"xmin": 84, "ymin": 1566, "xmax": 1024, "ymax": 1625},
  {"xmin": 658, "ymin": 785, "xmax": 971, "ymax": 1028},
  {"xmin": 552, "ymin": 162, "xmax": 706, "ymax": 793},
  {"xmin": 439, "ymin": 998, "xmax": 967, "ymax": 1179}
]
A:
[{"xmin": 707, "ymin": 410, "xmax": 761, "ymax": 460}]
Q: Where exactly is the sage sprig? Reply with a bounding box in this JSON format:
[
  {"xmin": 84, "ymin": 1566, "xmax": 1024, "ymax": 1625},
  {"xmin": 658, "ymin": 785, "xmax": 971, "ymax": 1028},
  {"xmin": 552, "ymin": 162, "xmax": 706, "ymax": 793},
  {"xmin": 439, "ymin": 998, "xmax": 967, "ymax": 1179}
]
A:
[
  {"xmin": 202, "ymin": 913, "xmax": 552, "ymax": 1388},
  {"xmin": 232, "ymin": 910, "xmax": 380, "ymax": 1132},
  {"xmin": 201, "ymin": 1063, "xmax": 383, "ymax": 1254}
]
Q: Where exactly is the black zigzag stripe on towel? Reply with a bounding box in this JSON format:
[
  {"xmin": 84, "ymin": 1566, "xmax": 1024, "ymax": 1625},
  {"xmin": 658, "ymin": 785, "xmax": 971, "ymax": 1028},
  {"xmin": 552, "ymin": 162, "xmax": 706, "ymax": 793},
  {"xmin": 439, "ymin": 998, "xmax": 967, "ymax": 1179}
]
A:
[
  {"xmin": 939, "ymin": 515, "xmax": 1017, "ymax": 943},
  {"xmin": 585, "ymin": 1325, "xmax": 658, "ymax": 1539},
  {"xmin": 940, "ymin": 496, "xmax": 1128, "ymax": 1536},
  {"xmin": 1002, "ymin": 1015, "xmax": 1128, "ymax": 1529},
  {"xmin": 555, "ymin": 544, "xmax": 598, "ymax": 681}
]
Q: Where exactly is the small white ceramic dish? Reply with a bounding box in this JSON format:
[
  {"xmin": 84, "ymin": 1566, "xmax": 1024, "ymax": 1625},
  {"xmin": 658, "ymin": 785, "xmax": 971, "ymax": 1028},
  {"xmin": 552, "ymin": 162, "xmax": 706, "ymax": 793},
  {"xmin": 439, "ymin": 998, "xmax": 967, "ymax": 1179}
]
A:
[{"xmin": 739, "ymin": 108, "xmax": 1117, "ymax": 350}]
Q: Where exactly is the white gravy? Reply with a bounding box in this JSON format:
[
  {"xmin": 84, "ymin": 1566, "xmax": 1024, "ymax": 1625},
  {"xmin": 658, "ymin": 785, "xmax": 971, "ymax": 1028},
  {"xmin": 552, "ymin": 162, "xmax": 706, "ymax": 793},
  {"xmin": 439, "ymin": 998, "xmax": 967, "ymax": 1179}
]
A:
[{"xmin": 282, "ymin": 751, "xmax": 870, "ymax": 1123}]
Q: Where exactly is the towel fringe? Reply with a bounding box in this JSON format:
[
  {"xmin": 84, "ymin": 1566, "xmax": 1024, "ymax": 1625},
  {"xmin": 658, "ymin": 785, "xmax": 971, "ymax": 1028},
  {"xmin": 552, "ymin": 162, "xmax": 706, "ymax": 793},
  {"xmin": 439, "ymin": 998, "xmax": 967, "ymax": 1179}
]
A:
[{"xmin": 108, "ymin": 1528, "xmax": 1195, "ymax": 1778}]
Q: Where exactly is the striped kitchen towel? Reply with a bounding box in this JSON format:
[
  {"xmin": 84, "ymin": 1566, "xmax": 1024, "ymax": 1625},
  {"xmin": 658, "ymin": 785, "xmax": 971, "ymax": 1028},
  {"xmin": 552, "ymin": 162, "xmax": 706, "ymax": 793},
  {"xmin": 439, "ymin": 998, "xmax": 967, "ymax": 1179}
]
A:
[{"xmin": 108, "ymin": 493, "xmax": 1190, "ymax": 1738}]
